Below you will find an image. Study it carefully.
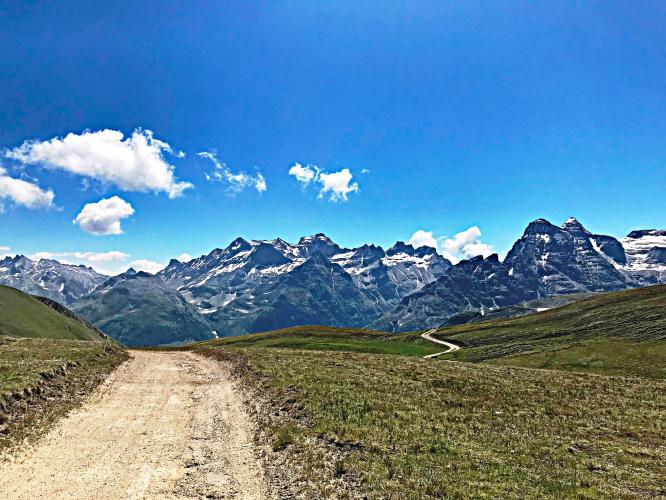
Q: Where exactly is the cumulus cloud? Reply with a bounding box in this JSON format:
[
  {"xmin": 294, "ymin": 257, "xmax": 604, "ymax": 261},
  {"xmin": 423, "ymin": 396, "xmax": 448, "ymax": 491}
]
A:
[
  {"xmin": 177, "ymin": 253, "xmax": 193, "ymax": 262},
  {"xmin": 130, "ymin": 259, "xmax": 165, "ymax": 274},
  {"xmin": 0, "ymin": 166, "xmax": 54, "ymax": 210},
  {"xmin": 199, "ymin": 152, "xmax": 266, "ymax": 194},
  {"xmin": 408, "ymin": 230, "xmax": 439, "ymax": 249},
  {"xmin": 73, "ymin": 196, "xmax": 135, "ymax": 235},
  {"xmin": 288, "ymin": 163, "xmax": 360, "ymax": 202},
  {"xmin": 318, "ymin": 169, "xmax": 359, "ymax": 202},
  {"xmin": 288, "ymin": 163, "xmax": 318, "ymax": 185},
  {"xmin": 408, "ymin": 226, "xmax": 494, "ymax": 263},
  {"xmin": 7, "ymin": 128, "xmax": 192, "ymax": 198},
  {"xmin": 458, "ymin": 241, "xmax": 494, "ymax": 258}
]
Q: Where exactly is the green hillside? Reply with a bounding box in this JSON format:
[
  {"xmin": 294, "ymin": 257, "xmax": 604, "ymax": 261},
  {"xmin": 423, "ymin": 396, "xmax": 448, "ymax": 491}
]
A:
[
  {"xmin": 432, "ymin": 284, "xmax": 666, "ymax": 378},
  {"xmin": 186, "ymin": 286, "xmax": 666, "ymax": 496},
  {"xmin": 198, "ymin": 325, "xmax": 442, "ymax": 357},
  {"xmin": 194, "ymin": 345, "xmax": 665, "ymax": 498},
  {"xmin": 0, "ymin": 286, "xmax": 105, "ymax": 341}
]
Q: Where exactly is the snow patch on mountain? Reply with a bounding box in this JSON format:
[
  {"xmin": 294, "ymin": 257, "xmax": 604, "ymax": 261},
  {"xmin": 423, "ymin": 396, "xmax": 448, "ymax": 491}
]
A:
[{"xmin": 622, "ymin": 230, "xmax": 666, "ymax": 273}]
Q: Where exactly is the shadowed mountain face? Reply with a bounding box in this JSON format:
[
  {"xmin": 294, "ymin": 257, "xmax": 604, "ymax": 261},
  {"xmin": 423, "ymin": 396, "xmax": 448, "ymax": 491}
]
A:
[
  {"xmin": 70, "ymin": 271, "xmax": 214, "ymax": 347},
  {"xmin": 5, "ymin": 218, "xmax": 666, "ymax": 344},
  {"xmin": 374, "ymin": 218, "xmax": 646, "ymax": 331}
]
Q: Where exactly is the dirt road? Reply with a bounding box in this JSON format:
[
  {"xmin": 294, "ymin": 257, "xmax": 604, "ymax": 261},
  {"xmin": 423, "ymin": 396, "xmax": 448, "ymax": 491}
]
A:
[
  {"xmin": 421, "ymin": 329, "xmax": 461, "ymax": 359},
  {"xmin": 0, "ymin": 351, "xmax": 269, "ymax": 499}
]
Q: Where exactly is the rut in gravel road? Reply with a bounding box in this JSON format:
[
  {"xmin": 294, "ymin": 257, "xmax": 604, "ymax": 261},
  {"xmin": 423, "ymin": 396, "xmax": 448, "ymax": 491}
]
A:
[{"xmin": 0, "ymin": 350, "xmax": 270, "ymax": 499}]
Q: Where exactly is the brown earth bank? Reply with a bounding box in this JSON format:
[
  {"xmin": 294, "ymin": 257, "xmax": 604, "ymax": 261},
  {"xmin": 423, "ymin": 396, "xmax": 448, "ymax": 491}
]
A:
[
  {"xmin": 0, "ymin": 340, "xmax": 127, "ymax": 450},
  {"xmin": 0, "ymin": 351, "xmax": 273, "ymax": 499}
]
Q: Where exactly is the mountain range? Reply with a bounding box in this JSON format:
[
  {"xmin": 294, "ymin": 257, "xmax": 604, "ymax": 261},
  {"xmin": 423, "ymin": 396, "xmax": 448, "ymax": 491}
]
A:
[{"xmin": 1, "ymin": 218, "xmax": 664, "ymax": 345}]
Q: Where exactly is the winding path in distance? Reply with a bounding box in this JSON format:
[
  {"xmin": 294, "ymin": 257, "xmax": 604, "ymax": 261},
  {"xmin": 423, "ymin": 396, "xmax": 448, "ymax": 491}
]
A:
[{"xmin": 421, "ymin": 329, "xmax": 461, "ymax": 359}]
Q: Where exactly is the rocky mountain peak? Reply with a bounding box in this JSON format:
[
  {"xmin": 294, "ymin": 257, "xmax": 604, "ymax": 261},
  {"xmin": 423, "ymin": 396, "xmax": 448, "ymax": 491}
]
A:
[
  {"xmin": 485, "ymin": 253, "xmax": 500, "ymax": 264},
  {"xmin": 166, "ymin": 259, "xmax": 183, "ymax": 269},
  {"xmin": 561, "ymin": 217, "xmax": 588, "ymax": 234},
  {"xmin": 227, "ymin": 237, "xmax": 252, "ymax": 254},
  {"xmin": 386, "ymin": 241, "xmax": 414, "ymax": 256},
  {"xmin": 413, "ymin": 245, "xmax": 439, "ymax": 258},
  {"xmin": 298, "ymin": 232, "xmax": 332, "ymax": 243},
  {"xmin": 247, "ymin": 242, "xmax": 291, "ymax": 269},
  {"xmin": 524, "ymin": 218, "xmax": 559, "ymax": 235},
  {"xmin": 297, "ymin": 233, "xmax": 341, "ymax": 257},
  {"xmin": 353, "ymin": 244, "xmax": 385, "ymax": 260}
]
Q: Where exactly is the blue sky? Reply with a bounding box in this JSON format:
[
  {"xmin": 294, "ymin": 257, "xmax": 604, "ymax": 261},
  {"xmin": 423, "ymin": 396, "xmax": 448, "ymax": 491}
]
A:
[{"xmin": 1, "ymin": 1, "xmax": 665, "ymax": 273}]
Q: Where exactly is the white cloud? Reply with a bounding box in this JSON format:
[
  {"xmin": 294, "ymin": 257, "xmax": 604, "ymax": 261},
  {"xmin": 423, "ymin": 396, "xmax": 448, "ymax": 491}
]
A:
[
  {"xmin": 0, "ymin": 246, "xmax": 11, "ymax": 258},
  {"xmin": 288, "ymin": 163, "xmax": 317, "ymax": 185},
  {"xmin": 130, "ymin": 259, "xmax": 165, "ymax": 274},
  {"xmin": 8, "ymin": 128, "xmax": 192, "ymax": 198},
  {"xmin": 361, "ymin": 168, "xmax": 371, "ymax": 174},
  {"xmin": 408, "ymin": 230, "xmax": 439, "ymax": 249},
  {"xmin": 459, "ymin": 241, "xmax": 494, "ymax": 259},
  {"xmin": 408, "ymin": 226, "xmax": 494, "ymax": 263},
  {"xmin": 443, "ymin": 226, "xmax": 480, "ymax": 254},
  {"xmin": 318, "ymin": 169, "xmax": 359, "ymax": 202},
  {"xmin": 0, "ymin": 166, "xmax": 54, "ymax": 209},
  {"xmin": 198, "ymin": 152, "xmax": 266, "ymax": 194},
  {"xmin": 73, "ymin": 196, "xmax": 135, "ymax": 235},
  {"xmin": 289, "ymin": 163, "xmax": 360, "ymax": 202},
  {"xmin": 177, "ymin": 253, "xmax": 193, "ymax": 262},
  {"xmin": 254, "ymin": 173, "xmax": 267, "ymax": 193}
]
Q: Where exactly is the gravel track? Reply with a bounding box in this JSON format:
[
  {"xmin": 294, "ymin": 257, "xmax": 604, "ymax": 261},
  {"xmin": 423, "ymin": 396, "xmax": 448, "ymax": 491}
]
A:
[{"xmin": 0, "ymin": 350, "xmax": 269, "ymax": 499}]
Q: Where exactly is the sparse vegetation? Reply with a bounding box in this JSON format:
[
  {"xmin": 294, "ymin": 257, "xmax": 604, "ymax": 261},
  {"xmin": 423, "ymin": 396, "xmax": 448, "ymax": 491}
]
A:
[
  {"xmin": 193, "ymin": 287, "xmax": 666, "ymax": 497},
  {"xmin": 271, "ymin": 424, "xmax": 299, "ymax": 451},
  {"xmin": 211, "ymin": 347, "xmax": 666, "ymax": 498}
]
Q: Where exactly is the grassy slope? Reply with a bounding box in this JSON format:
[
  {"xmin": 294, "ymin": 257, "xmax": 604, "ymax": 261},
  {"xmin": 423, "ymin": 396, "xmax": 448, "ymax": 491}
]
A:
[
  {"xmin": 193, "ymin": 286, "xmax": 666, "ymax": 496},
  {"xmin": 428, "ymin": 284, "xmax": 666, "ymax": 379},
  {"xmin": 211, "ymin": 347, "xmax": 666, "ymax": 498},
  {"xmin": 0, "ymin": 286, "xmax": 103, "ymax": 341},
  {"xmin": 200, "ymin": 325, "xmax": 443, "ymax": 357}
]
